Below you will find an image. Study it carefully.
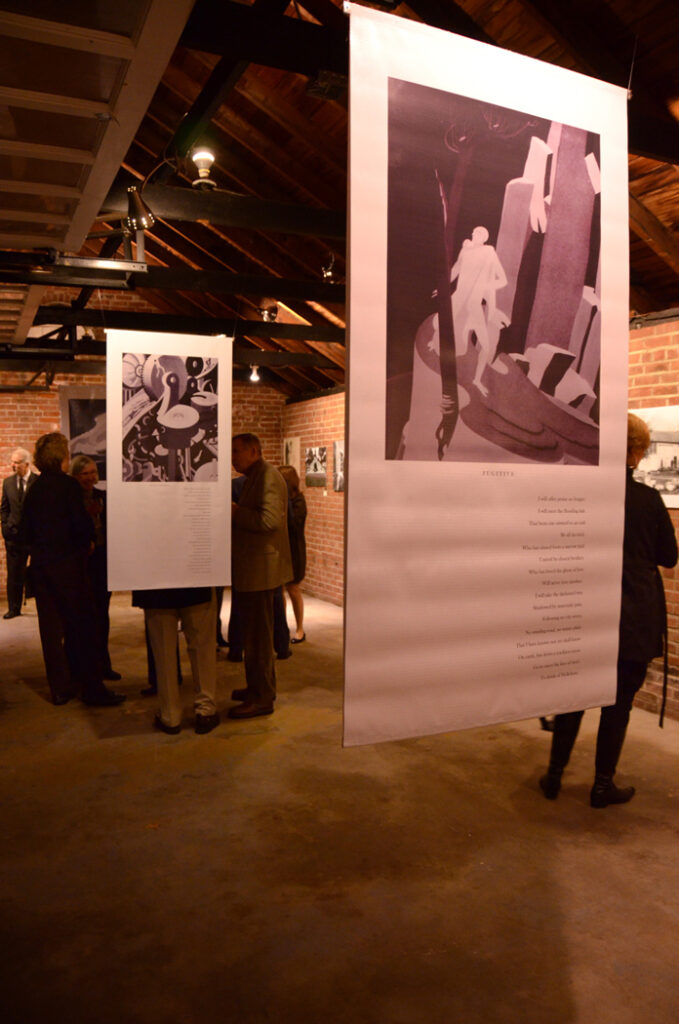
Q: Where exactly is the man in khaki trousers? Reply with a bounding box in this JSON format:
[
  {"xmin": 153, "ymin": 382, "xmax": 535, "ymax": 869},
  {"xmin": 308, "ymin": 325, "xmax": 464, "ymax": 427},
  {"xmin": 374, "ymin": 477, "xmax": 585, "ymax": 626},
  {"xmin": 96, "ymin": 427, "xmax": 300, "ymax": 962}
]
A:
[{"xmin": 229, "ymin": 433, "xmax": 292, "ymax": 719}]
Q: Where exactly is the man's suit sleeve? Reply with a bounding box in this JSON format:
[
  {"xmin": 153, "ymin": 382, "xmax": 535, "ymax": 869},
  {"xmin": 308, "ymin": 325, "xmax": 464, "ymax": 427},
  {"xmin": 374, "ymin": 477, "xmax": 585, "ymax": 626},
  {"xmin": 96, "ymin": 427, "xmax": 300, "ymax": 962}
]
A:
[
  {"xmin": 1, "ymin": 479, "xmax": 12, "ymax": 539},
  {"xmin": 233, "ymin": 466, "xmax": 286, "ymax": 534}
]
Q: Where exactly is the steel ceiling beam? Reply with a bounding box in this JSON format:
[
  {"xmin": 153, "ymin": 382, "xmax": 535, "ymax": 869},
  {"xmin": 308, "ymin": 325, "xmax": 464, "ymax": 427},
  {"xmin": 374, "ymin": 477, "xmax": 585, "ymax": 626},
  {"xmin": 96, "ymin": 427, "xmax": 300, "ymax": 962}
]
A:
[
  {"xmin": 0, "ymin": 259, "xmax": 345, "ymax": 304},
  {"xmin": 180, "ymin": 0, "xmax": 347, "ymax": 78},
  {"xmin": 32, "ymin": 307, "xmax": 345, "ymax": 344},
  {"xmin": 101, "ymin": 182, "xmax": 346, "ymax": 239}
]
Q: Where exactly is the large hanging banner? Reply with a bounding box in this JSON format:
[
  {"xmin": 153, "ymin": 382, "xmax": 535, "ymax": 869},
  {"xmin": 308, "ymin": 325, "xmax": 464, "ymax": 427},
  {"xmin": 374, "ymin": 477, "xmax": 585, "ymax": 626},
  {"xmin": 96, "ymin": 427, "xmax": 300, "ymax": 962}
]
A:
[
  {"xmin": 344, "ymin": 5, "xmax": 629, "ymax": 746},
  {"xmin": 106, "ymin": 331, "xmax": 231, "ymax": 591}
]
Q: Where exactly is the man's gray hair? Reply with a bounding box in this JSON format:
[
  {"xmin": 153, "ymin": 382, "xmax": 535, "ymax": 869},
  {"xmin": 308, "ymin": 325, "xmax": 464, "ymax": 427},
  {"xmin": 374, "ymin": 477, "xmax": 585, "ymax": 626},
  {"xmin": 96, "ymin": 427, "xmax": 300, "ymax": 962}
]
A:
[{"xmin": 12, "ymin": 448, "xmax": 30, "ymax": 464}]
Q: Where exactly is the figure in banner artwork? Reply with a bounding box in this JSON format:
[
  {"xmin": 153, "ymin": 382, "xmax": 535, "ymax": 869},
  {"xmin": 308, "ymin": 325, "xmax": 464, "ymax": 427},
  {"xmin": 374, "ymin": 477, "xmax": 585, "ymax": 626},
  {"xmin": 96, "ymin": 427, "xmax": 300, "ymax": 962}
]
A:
[
  {"xmin": 386, "ymin": 80, "xmax": 601, "ymax": 465},
  {"xmin": 121, "ymin": 354, "xmax": 219, "ymax": 482}
]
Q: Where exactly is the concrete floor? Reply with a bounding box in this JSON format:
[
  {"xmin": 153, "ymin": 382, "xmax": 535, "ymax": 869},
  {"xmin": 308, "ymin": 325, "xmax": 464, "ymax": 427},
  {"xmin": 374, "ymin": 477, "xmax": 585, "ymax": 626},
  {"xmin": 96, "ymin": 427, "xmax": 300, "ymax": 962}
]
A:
[{"xmin": 1, "ymin": 593, "xmax": 678, "ymax": 1024}]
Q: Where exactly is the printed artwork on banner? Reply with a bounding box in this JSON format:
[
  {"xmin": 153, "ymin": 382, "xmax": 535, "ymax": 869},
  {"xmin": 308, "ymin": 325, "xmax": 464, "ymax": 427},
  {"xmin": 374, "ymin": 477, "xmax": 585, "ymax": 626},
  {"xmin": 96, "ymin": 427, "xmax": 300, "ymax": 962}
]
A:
[
  {"xmin": 305, "ymin": 445, "xmax": 327, "ymax": 487},
  {"xmin": 333, "ymin": 440, "xmax": 345, "ymax": 492},
  {"xmin": 59, "ymin": 386, "xmax": 107, "ymax": 482},
  {"xmin": 633, "ymin": 406, "xmax": 679, "ymax": 508},
  {"xmin": 121, "ymin": 353, "xmax": 218, "ymax": 482},
  {"xmin": 283, "ymin": 436, "xmax": 301, "ymax": 474},
  {"xmin": 386, "ymin": 81, "xmax": 601, "ymax": 466}
]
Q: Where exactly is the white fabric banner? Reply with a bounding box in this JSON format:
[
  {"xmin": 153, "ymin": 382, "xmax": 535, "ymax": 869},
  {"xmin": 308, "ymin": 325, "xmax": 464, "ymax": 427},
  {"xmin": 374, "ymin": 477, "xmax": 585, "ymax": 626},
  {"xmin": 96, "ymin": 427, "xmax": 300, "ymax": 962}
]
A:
[
  {"xmin": 106, "ymin": 330, "xmax": 231, "ymax": 590},
  {"xmin": 344, "ymin": 5, "xmax": 629, "ymax": 746}
]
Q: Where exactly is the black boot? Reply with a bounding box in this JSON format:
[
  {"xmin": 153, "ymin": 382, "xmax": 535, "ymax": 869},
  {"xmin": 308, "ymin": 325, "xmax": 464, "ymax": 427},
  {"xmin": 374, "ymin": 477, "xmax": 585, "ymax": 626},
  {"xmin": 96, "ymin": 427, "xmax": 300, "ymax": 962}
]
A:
[
  {"xmin": 539, "ymin": 710, "xmax": 584, "ymax": 800},
  {"xmin": 590, "ymin": 774, "xmax": 635, "ymax": 808},
  {"xmin": 539, "ymin": 768, "xmax": 562, "ymax": 800}
]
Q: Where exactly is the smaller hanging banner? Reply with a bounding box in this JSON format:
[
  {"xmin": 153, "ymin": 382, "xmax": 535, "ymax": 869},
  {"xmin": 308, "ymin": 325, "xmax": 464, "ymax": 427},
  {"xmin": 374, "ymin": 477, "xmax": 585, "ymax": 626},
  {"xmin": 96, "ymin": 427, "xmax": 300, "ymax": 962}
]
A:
[{"xmin": 106, "ymin": 330, "xmax": 232, "ymax": 591}]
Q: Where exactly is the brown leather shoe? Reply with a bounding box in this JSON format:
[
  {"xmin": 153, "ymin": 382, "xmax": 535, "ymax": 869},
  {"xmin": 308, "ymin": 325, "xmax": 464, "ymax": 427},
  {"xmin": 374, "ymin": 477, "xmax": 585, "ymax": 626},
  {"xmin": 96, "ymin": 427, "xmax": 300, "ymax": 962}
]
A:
[{"xmin": 227, "ymin": 702, "xmax": 274, "ymax": 720}]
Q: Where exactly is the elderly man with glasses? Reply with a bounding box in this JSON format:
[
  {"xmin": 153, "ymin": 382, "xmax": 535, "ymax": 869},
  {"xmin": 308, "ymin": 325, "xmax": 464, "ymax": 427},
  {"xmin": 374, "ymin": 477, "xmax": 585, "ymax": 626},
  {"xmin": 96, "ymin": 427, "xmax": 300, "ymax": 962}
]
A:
[{"xmin": 1, "ymin": 447, "xmax": 35, "ymax": 619}]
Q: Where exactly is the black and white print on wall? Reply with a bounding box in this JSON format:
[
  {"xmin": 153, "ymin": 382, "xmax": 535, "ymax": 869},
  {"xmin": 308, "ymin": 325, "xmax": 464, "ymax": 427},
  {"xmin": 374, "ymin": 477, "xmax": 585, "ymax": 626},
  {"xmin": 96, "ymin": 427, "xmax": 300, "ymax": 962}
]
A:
[
  {"xmin": 386, "ymin": 81, "xmax": 601, "ymax": 466},
  {"xmin": 59, "ymin": 387, "xmax": 107, "ymax": 482},
  {"xmin": 333, "ymin": 440, "xmax": 345, "ymax": 492},
  {"xmin": 633, "ymin": 406, "xmax": 679, "ymax": 509},
  {"xmin": 305, "ymin": 445, "xmax": 327, "ymax": 487},
  {"xmin": 283, "ymin": 436, "xmax": 301, "ymax": 475},
  {"xmin": 121, "ymin": 354, "xmax": 218, "ymax": 482}
]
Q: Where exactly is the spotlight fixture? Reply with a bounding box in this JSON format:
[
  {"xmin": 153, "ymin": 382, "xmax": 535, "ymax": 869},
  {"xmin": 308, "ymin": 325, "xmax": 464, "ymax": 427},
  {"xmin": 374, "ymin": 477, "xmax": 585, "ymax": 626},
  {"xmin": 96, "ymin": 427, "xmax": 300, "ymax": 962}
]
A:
[
  {"xmin": 249, "ymin": 364, "xmax": 260, "ymax": 382},
  {"xmin": 191, "ymin": 146, "xmax": 217, "ymax": 190},
  {"xmin": 124, "ymin": 186, "xmax": 155, "ymax": 232},
  {"xmin": 322, "ymin": 253, "xmax": 336, "ymax": 281},
  {"xmin": 259, "ymin": 304, "xmax": 278, "ymax": 323}
]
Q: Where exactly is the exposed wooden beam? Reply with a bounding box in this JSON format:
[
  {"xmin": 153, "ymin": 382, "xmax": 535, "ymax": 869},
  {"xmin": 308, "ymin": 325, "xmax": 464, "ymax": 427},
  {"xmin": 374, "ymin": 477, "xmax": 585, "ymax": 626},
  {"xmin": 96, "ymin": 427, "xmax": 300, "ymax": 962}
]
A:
[
  {"xmin": 157, "ymin": 0, "xmax": 291, "ymax": 171},
  {"xmin": 513, "ymin": 0, "xmax": 679, "ymax": 163},
  {"xmin": 0, "ymin": 210, "xmax": 71, "ymax": 225},
  {"xmin": 0, "ymin": 12, "xmax": 135, "ymax": 59},
  {"xmin": 405, "ymin": 0, "xmax": 493, "ymax": 44},
  {"xmin": 0, "ymin": 180, "xmax": 82, "ymax": 199},
  {"xmin": 63, "ymin": 0, "xmax": 196, "ymax": 252},
  {"xmin": 629, "ymin": 194, "xmax": 679, "ymax": 279},
  {"xmin": 0, "ymin": 140, "xmax": 95, "ymax": 164},
  {"xmin": 0, "ymin": 86, "xmax": 110, "ymax": 119}
]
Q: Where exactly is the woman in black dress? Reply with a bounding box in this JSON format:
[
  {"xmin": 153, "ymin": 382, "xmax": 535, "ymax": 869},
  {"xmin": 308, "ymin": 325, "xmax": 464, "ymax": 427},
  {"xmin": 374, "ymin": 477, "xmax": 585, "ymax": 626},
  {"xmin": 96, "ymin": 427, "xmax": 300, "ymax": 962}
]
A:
[
  {"xmin": 69, "ymin": 454, "xmax": 120, "ymax": 681},
  {"xmin": 540, "ymin": 414, "xmax": 677, "ymax": 807},
  {"xmin": 279, "ymin": 465, "xmax": 307, "ymax": 643},
  {"xmin": 21, "ymin": 433, "xmax": 125, "ymax": 707}
]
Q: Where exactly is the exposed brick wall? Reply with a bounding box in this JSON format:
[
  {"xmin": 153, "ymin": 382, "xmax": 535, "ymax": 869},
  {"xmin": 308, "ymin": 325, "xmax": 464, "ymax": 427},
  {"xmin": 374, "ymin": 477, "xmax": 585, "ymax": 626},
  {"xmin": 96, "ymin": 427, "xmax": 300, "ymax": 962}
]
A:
[
  {"xmin": 629, "ymin": 318, "xmax": 679, "ymax": 721},
  {"xmin": 232, "ymin": 381, "xmax": 286, "ymax": 464},
  {"xmin": 282, "ymin": 392, "xmax": 345, "ymax": 606}
]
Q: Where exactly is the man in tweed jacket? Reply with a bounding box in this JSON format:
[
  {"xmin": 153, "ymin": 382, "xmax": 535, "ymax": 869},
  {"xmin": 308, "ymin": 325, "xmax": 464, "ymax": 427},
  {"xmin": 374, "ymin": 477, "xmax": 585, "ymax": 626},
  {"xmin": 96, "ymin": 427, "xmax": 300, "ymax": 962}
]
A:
[{"xmin": 230, "ymin": 433, "xmax": 292, "ymax": 718}]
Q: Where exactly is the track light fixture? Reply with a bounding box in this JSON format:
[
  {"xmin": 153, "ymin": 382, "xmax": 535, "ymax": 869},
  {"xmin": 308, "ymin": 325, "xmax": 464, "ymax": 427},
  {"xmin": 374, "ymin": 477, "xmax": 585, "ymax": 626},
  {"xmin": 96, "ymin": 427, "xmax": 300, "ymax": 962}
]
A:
[
  {"xmin": 124, "ymin": 186, "xmax": 155, "ymax": 232},
  {"xmin": 191, "ymin": 146, "xmax": 217, "ymax": 190},
  {"xmin": 250, "ymin": 364, "xmax": 260, "ymax": 382}
]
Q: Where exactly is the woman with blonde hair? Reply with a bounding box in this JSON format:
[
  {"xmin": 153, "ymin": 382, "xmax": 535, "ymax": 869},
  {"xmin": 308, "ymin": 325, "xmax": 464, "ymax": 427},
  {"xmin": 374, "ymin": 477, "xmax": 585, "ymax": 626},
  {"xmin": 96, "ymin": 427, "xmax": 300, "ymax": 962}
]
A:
[
  {"xmin": 278, "ymin": 464, "xmax": 307, "ymax": 642},
  {"xmin": 540, "ymin": 413, "xmax": 677, "ymax": 807}
]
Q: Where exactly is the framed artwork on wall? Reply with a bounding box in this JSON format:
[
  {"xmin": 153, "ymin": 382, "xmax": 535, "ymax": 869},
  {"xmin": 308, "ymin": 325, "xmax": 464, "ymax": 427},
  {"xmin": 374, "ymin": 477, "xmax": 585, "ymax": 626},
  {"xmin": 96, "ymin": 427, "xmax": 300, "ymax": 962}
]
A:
[
  {"xmin": 58, "ymin": 385, "xmax": 107, "ymax": 482},
  {"xmin": 333, "ymin": 440, "xmax": 345, "ymax": 491},
  {"xmin": 283, "ymin": 436, "xmax": 300, "ymax": 474},
  {"xmin": 305, "ymin": 445, "xmax": 327, "ymax": 487},
  {"xmin": 633, "ymin": 405, "xmax": 679, "ymax": 508}
]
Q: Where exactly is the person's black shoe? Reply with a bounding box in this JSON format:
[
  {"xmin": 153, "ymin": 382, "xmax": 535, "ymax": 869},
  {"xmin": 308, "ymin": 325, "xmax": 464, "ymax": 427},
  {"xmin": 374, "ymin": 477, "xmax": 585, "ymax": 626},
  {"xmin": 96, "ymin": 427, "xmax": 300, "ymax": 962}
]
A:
[
  {"xmin": 53, "ymin": 692, "xmax": 75, "ymax": 706},
  {"xmin": 82, "ymin": 688, "xmax": 126, "ymax": 707},
  {"xmin": 228, "ymin": 702, "xmax": 274, "ymax": 720},
  {"xmin": 539, "ymin": 770, "xmax": 562, "ymax": 800},
  {"xmin": 277, "ymin": 650, "xmax": 292, "ymax": 660},
  {"xmin": 590, "ymin": 777, "xmax": 635, "ymax": 808},
  {"xmin": 195, "ymin": 713, "xmax": 220, "ymax": 735},
  {"xmin": 153, "ymin": 713, "xmax": 180, "ymax": 735},
  {"xmin": 290, "ymin": 633, "xmax": 306, "ymax": 645},
  {"xmin": 103, "ymin": 669, "xmax": 122, "ymax": 681},
  {"xmin": 140, "ymin": 685, "xmax": 157, "ymax": 697},
  {"xmin": 216, "ymin": 636, "xmax": 229, "ymax": 648},
  {"xmin": 3, "ymin": 610, "xmax": 20, "ymax": 619}
]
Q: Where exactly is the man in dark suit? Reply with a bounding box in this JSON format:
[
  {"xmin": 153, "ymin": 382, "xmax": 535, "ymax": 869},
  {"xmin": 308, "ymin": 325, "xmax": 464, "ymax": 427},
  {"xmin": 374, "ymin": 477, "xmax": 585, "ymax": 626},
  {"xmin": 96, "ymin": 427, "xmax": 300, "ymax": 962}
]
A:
[
  {"xmin": 1, "ymin": 447, "xmax": 35, "ymax": 618},
  {"xmin": 229, "ymin": 433, "xmax": 292, "ymax": 719}
]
